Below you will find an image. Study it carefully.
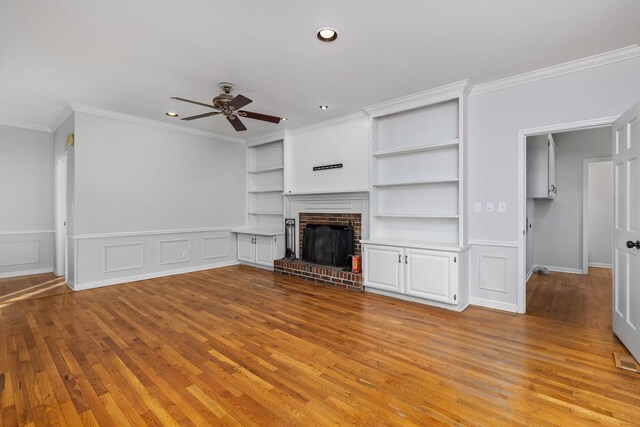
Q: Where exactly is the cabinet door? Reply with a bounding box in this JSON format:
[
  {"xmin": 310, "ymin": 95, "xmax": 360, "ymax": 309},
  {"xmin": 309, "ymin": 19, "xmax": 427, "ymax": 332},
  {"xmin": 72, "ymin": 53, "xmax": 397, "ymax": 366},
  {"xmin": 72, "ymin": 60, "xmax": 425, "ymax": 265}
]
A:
[
  {"xmin": 405, "ymin": 248, "xmax": 457, "ymax": 304},
  {"xmin": 255, "ymin": 235, "xmax": 275, "ymax": 267},
  {"xmin": 363, "ymin": 245, "xmax": 403, "ymax": 293},
  {"xmin": 237, "ymin": 234, "xmax": 255, "ymax": 263}
]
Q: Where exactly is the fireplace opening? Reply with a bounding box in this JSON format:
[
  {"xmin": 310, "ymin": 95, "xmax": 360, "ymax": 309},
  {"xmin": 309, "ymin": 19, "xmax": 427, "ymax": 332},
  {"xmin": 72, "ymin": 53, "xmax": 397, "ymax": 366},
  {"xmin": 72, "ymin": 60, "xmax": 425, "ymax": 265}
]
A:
[{"xmin": 302, "ymin": 224, "xmax": 354, "ymax": 268}]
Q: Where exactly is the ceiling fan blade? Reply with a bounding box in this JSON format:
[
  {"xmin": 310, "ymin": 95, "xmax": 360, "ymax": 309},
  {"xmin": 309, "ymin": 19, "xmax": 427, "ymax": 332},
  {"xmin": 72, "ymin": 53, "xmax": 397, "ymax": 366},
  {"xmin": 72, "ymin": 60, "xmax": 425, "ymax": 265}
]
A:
[
  {"xmin": 227, "ymin": 116, "xmax": 247, "ymax": 131},
  {"xmin": 181, "ymin": 112, "xmax": 221, "ymax": 121},
  {"xmin": 239, "ymin": 110, "xmax": 281, "ymax": 124},
  {"xmin": 229, "ymin": 94, "xmax": 252, "ymax": 110},
  {"xmin": 171, "ymin": 97, "xmax": 218, "ymax": 109}
]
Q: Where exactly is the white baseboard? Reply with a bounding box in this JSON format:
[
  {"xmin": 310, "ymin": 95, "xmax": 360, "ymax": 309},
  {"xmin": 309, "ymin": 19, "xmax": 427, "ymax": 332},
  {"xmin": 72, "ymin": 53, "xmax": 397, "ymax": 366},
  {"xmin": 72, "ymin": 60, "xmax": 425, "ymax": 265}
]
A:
[
  {"xmin": 545, "ymin": 266, "xmax": 584, "ymax": 274},
  {"xmin": 365, "ymin": 287, "xmax": 467, "ymax": 312},
  {"xmin": 469, "ymin": 296, "xmax": 519, "ymax": 313},
  {"xmin": 526, "ymin": 266, "xmax": 534, "ymax": 283},
  {"xmin": 588, "ymin": 262, "xmax": 613, "ymax": 269},
  {"xmin": 72, "ymin": 260, "xmax": 239, "ymax": 291},
  {"xmin": 0, "ymin": 267, "xmax": 54, "ymax": 279}
]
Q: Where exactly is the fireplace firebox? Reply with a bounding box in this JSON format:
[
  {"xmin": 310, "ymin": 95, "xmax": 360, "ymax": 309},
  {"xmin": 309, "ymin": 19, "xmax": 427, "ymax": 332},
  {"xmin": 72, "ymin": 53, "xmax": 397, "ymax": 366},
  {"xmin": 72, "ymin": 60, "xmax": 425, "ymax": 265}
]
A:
[{"xmin": 302, "ymin": 224, "xmax": 354, "ymax": 268}]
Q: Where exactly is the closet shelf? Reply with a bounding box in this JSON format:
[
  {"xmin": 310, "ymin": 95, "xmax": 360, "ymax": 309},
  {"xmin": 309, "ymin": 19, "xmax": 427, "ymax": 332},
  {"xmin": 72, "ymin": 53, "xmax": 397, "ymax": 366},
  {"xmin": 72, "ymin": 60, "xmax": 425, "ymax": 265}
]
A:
[
  {"xmin": 248, "ymin": 166, "xmax": 284, "ymax": 174},
  {"xmin": 373, "ymin": 178, "xmax": 459, "ymax": 187},
  {"xmin": 373, "ymin": 139, "xmax": 459, "ymax": 158}
]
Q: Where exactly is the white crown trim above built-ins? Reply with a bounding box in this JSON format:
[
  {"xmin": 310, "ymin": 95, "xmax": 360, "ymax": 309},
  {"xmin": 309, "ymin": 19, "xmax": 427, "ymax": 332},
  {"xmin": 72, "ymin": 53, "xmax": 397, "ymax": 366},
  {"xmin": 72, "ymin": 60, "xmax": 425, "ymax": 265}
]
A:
[
  {"xmin": 0, "ymin": 230, "xmax": 55, "ymax": 235},
  {"xmin": 0, "ymin": 118, "xmax": 53, "ymax": 133},
  {"xmin": 471, "ymin": 44, "xmax": 640, "ymax": 96},
  {"xmin": 70, "ymin": 227, "xmax": 231, "ymax": 240},
  {"xmin": 73, "ymin": 260, "xmax": 239, "ymax": 291},
  {"xmin": 363, "ymin": 80, "xmax": 471, "ymax": 118},
  {"xmin": 65, "ymin": 103, "xmax": 245, "ymax": 144},
  {"xmin": 469, "ymin": 239, "xmax": 519, "ymax": 248}
]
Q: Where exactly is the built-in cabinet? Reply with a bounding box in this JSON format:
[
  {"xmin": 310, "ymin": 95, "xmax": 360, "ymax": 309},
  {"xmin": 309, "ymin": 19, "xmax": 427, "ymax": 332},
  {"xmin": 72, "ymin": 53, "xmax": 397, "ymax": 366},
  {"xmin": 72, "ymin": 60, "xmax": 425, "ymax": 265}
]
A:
[
  {"xmin": 362, "ymin": 81, "xmax": 470, "ymax": 311},
  {"xmin": 232, "ymin": 138, "xmax": 285, "ymax": 269},
  {"xmin": 527, "ymin": 133, "xmax": 556, "ymax": 199}
]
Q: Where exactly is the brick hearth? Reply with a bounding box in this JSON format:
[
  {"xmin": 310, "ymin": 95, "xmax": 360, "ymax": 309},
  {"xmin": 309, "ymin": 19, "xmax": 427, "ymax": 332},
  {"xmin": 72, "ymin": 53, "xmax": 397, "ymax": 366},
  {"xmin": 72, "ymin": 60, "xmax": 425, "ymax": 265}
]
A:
[{"xmin": 274, "ymin": 212, "xmax": 363, "ymax": 291}]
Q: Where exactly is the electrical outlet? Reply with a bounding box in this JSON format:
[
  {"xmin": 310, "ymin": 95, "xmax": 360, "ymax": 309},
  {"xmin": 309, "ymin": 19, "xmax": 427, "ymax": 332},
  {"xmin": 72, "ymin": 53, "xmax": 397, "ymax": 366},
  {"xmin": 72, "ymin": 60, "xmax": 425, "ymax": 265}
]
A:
[
  {"xmin": 182, "ymin": 250, "xmax": 187, "ymax": 257},
  {"xmin": 475, "ymin": 202, "xmax": 483, "ymax": 212},
  {"xmin": 498, "ymin": 202, "xmax": 507, "ymax": 213},
  {"xmin": 486, "ymin": 202, "xmax": 495, "ymax": 212}
]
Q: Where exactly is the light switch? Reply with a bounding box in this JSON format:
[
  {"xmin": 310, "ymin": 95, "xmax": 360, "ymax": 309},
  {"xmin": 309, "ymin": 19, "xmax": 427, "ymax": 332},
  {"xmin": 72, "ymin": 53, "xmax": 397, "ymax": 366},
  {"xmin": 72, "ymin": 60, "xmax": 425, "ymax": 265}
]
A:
[
  {"xmin": 498, "ymin": 202, "xmax": 507, "ymax": 213},
  {"xmin": 475, "ymin": 202, "xmax": 483, "ymax": 212},
  {"xmin": 486, "ymin": 202, "xmax": 495, "ymax": 212}
]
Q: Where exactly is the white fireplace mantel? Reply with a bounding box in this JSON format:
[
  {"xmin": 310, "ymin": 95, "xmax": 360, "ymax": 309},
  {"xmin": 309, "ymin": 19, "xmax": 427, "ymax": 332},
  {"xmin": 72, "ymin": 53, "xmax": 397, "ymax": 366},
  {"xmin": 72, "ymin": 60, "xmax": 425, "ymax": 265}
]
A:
[{"xmin": 283, "ymin": 191, "xmax": 369, "ymax": 257}]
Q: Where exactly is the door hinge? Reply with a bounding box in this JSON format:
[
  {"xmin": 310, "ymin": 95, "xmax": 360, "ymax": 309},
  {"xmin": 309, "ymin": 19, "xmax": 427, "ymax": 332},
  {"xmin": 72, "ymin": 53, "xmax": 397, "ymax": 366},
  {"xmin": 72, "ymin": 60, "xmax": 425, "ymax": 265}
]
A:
[
  {"xmin": 454, "ymin": 256, "xmax": 457, "ymax": 263},
  {"xmin": 454, "ymin": 294, "xmax": 457, "ymax": 301},
  {"xmin": 405, "ymin": 255, "xmax": 408, "ymax": 264}
]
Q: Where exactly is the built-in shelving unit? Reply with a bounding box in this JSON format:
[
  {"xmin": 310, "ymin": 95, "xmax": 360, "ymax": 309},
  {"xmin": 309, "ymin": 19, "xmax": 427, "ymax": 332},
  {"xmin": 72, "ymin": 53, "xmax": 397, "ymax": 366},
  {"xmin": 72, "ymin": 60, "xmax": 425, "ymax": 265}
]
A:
[
  {"xmin": 361, "ymin": 80, "xmax": 470, "ymax": 311},
  {"xmin": 245, "ymin": 139, "xmax": 285, "ymax": 231}
]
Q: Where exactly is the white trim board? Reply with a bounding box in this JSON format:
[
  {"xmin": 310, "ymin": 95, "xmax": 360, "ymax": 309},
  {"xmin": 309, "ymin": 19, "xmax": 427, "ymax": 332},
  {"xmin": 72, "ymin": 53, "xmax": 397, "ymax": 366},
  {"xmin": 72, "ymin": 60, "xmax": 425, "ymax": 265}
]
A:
[
  {"xmin": 366, "ymin": 287, "xmax": 469, "ymax": 313},
  {"xmin": 469, "ymin": 296, "xmax": 518, "ymax": 313},
  {"xmin": 72, "ymin": 260, "xmax": 239, "ymax": 291},
  {"xmin": 0, "ymin": 268, "xmax": 54, "ymax": 279},
  {"xmin": 471, "ymin": 45, "xmax": 640, "ymax": 96},
  {"xmin": 0, "ymin": 118, "xmax": 52, "ymax": 133},
  {"xmin": 469, "ymin": 240, "xmax": 518, "ymax": 248},
  {"xmin": 589, "ymin": 263, "xmax": 613, "ymax": 269},
  {"xmin": 70, "ymin": 227, "xmax": 231, "ymax": 240},
  {"xmin": 0, "ymin": 230, "xmax": 55, "ymax": 235},
  {"xmin": 516, "ymin": 115, "xmax": 617, "ymax": 314},
  {"xmin": 545, "ymin": 266, "xmax": 585, "ymax": 275}
]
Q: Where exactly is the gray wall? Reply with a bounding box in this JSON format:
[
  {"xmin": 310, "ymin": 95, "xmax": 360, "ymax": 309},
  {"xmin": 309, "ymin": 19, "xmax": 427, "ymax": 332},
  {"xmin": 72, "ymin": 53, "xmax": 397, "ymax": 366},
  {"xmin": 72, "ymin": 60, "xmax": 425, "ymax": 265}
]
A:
[
  {"xmin": 587, "ymin": 160, "xmax": 613, "ymax": 267},
  {"xmin": 68, "ymin": 112, "xmax": 246, "ymax": 289},
  {"xmin": 533, "ymin": 127, "xmax": 611, "ymax": 272},
  {"xmin": 0, "ymin": 125, "xmax": 55, "ymax": 277}
]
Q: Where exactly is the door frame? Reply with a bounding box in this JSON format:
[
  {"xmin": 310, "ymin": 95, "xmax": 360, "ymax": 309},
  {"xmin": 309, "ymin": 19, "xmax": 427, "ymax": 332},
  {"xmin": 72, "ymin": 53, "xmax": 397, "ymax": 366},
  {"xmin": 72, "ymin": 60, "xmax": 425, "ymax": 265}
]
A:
[
  {"xmin": 517, "ymin": 116, "xmax": 618, "ymax": 313},
  {"xmin": 54, "ymin": 152, "xmax": 67, "ymax": 277},
  {"xmin": 582, "ymin": 157, "xmax": 613, "ymax": 274}
]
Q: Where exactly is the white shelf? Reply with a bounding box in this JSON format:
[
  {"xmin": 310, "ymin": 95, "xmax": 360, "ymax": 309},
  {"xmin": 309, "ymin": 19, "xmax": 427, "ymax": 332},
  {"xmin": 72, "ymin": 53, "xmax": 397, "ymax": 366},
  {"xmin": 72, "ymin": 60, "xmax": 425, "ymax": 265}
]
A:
[
  {"xmin": 283, "ymin": 189, "xmax": 369, "ymax": 196},
  {"xmin": 361, "ymin": 238, "xmax": 469, "ymax": 252},
  {"xmin": 374, "ymin": 213, "xmax": 459, "ymax": 219},
  {"xmin": 231, "ymin": 228, "xmax": 284, "ymax": 236},
  {"xmin": 373, "ymin": 178, "xmax": 458, "ymax": 187},
  {"xmin": 248, "ymin": 166, "xmax": 284, "ymax": 174},
  {"xmin": 248, "ymin": 189, "xmax": 283, "ymax": 194},
  {"xmin": 248, "ymin": 212, "xmax": 284, "ymax": 216},
  {"xmin": 372, "ymin": 139, "xmax": 459, "ymax": 158}
]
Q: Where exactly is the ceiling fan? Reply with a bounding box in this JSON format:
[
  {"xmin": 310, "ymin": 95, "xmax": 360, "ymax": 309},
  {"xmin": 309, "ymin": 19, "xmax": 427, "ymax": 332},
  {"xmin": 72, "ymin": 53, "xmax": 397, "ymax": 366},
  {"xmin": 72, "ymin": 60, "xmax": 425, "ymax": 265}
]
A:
[{"xmin": 171, "ymin": 83, "xmax": 281, "ymax": 131}]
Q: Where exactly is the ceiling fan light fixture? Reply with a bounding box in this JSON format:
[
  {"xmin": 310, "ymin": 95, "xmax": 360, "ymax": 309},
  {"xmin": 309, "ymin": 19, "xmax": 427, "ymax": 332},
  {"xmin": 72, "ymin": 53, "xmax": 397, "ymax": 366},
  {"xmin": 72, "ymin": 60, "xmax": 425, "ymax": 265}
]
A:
[
  {"xmin": 165, "ymin": 111, "xmax": 179, "ymax": 118},
  {"xmin": 281, "ymin": 117, "xmax": 288, "ymax": 121},
  {"xmin": 319, "ymin": 105, "xmax": 329, "ymax": 110},
  {"xmin": 317, "ymin": 27, "xmax": 337, "ymax": 42}
]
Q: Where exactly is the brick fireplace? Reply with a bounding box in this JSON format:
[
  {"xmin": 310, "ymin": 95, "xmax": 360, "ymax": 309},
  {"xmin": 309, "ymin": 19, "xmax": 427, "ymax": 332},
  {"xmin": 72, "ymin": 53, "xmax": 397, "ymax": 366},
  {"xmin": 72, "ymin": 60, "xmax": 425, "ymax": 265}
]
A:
[{"xmin": 274, "ymin": 211, "xmax": 363, "ymax": 291}]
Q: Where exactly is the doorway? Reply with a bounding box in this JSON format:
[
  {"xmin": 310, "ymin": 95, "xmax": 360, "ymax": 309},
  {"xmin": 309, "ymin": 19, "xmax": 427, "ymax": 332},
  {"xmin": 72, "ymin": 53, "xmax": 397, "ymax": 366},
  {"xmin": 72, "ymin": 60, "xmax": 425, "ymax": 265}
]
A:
[{"xmin": 54, "ymin": 152, "xmax": 67, "ymax": 277}]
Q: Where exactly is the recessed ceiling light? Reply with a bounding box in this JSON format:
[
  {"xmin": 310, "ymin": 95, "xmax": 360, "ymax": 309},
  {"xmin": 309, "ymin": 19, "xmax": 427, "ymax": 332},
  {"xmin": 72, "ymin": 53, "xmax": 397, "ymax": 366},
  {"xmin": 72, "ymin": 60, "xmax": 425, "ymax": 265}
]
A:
[
  {"xmin": 319, "ymin": 105, "xmax": 329, "ymax": 110},
  {"xmin": 165, "ymin": 112, "xmax": 179, "ymax": 118},
  {"xmin": 317, "ymin": 27, "xmax": 337, "ymax": 42}
]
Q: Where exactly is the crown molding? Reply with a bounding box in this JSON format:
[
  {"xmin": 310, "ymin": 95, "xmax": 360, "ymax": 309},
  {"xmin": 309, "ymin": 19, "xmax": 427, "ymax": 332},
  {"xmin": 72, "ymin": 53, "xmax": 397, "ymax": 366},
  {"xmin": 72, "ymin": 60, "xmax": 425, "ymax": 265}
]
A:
[
  {"xmin": 288, "ymin": 111, "xmax": 368, "ymax": 135},
  {"xmin": 49, "ymin": 103, "xmax": 74, "ymax": 132},
  {"xmin": 66, "ymin": 102, "xmax": 245, "ymax": 144},
  {"xmin": 246, "ymin": 130, "xmax": 286, "ymax": 147},
  {"xmin": 471, "ymin": 44, "xmax": 640, "ymax": 96},
  {"xmin": 364, "ymin": 80, "xmax": 471, "ymax": 118},
  {"xmin": 0, "ymin": 118, "xmax": 52, "ymax": 133}
]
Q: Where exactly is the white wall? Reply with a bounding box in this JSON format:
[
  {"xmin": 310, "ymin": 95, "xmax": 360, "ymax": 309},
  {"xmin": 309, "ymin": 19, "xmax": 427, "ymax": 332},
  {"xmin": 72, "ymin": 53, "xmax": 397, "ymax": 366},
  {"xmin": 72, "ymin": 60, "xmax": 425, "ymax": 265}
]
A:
[
  {"xmin": 532, "ymin": 127, "xmax": 611, "ymax": 272},
  {"xmin": 0, "ymin": 125, "xmax": 55, "ymax": 278},
  {"xmin": 284, "ymin": 113, "xmax": 369, "ymax": 194},
  {"xmin": 467, "ymin": 55, "xmax": 640, "ymax": 311},
  {"xmin": 587, "ymin": 160, "xmax": 613, "ymax": 267},
  {"xmin": 66, "ymin": 111, "xmax": 245, "ymax": 289}
]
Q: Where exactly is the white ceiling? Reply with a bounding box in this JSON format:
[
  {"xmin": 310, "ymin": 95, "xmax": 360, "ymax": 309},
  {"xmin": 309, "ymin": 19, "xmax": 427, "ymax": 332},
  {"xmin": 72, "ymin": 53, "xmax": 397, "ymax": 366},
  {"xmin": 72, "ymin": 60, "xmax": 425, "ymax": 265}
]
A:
[{"xmin": 1, "ymin": 0, "xmax": 639, "ymax": 138}]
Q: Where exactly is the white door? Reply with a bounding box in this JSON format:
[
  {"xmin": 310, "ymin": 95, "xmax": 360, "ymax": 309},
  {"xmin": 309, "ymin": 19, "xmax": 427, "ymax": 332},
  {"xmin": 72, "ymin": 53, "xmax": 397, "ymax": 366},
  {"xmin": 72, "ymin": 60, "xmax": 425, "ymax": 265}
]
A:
[
  {"xmin": 363, "ymin": 245, "xmax": 403, "ymax": 292},
  {"xmin": 255, "ymin": 236, "xmax": 275, "ymax": 267},
  {"xmin": 405, "ymin": 248, "xmax": 456, "ymax": 304},
  {"xmin": 54, "ymin": 153, "xmax": 67, "ymax": 276},
  {"xmin": 237, "ymin": 234, "xmax": 255, "ymax": 263},
  {"xmin": 613, "ymin": 101, "xmax": 640, "ymax": 362}
]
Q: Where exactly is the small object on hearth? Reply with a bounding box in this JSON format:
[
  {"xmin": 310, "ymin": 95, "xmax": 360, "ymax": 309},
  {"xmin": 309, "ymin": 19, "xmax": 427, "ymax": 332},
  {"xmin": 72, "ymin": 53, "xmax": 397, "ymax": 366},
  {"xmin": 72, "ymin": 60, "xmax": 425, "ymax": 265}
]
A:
[
  {"xmin": 351, "ymin": 255, "xmax": 362, "ymax": 274},
  {"xmin": 284, "ymin": 218, "xmax": 296, "ymax": 259}
]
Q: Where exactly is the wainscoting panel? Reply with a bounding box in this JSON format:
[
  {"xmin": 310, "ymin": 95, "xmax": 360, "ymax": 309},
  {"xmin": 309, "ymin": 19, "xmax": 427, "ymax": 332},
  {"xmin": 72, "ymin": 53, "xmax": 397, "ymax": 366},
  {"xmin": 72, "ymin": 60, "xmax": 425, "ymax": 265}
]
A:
[
  {"xmin": 203, "ymin": 236, "xmax": 229, "ymax": 260},
  {"xmin": 159, "ymin": 239, "xmax": 191, "ymax": 265},
  {"xmin": 104, "ymin": 242, "xmax": 144, "ymax": 273},
  {"xmin": 0, "ymin": 232, "xmax": 54, "ymax": 278},
  {"xmin": 469, "ymin": 242, "xmax": 518, "ymax": 312},
  {"xmin": 73, "ymin": 228, "xmax": 238, "ymax": 290}
]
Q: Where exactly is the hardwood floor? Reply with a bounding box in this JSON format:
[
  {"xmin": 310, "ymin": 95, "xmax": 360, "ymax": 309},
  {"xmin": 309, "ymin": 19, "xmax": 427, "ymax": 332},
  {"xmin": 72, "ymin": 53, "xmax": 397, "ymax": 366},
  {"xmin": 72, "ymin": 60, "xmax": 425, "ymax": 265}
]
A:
[
  {"xmin": 1, "ymin": 265, "xmax": 638, "ymax": 426},
  {"xmin": 526, "ymin": 267, "xmax": 612, "ymax": 329},
  {"xmin": 0, "ymin": 273, "xmax": 71, "ymax": 308}
]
